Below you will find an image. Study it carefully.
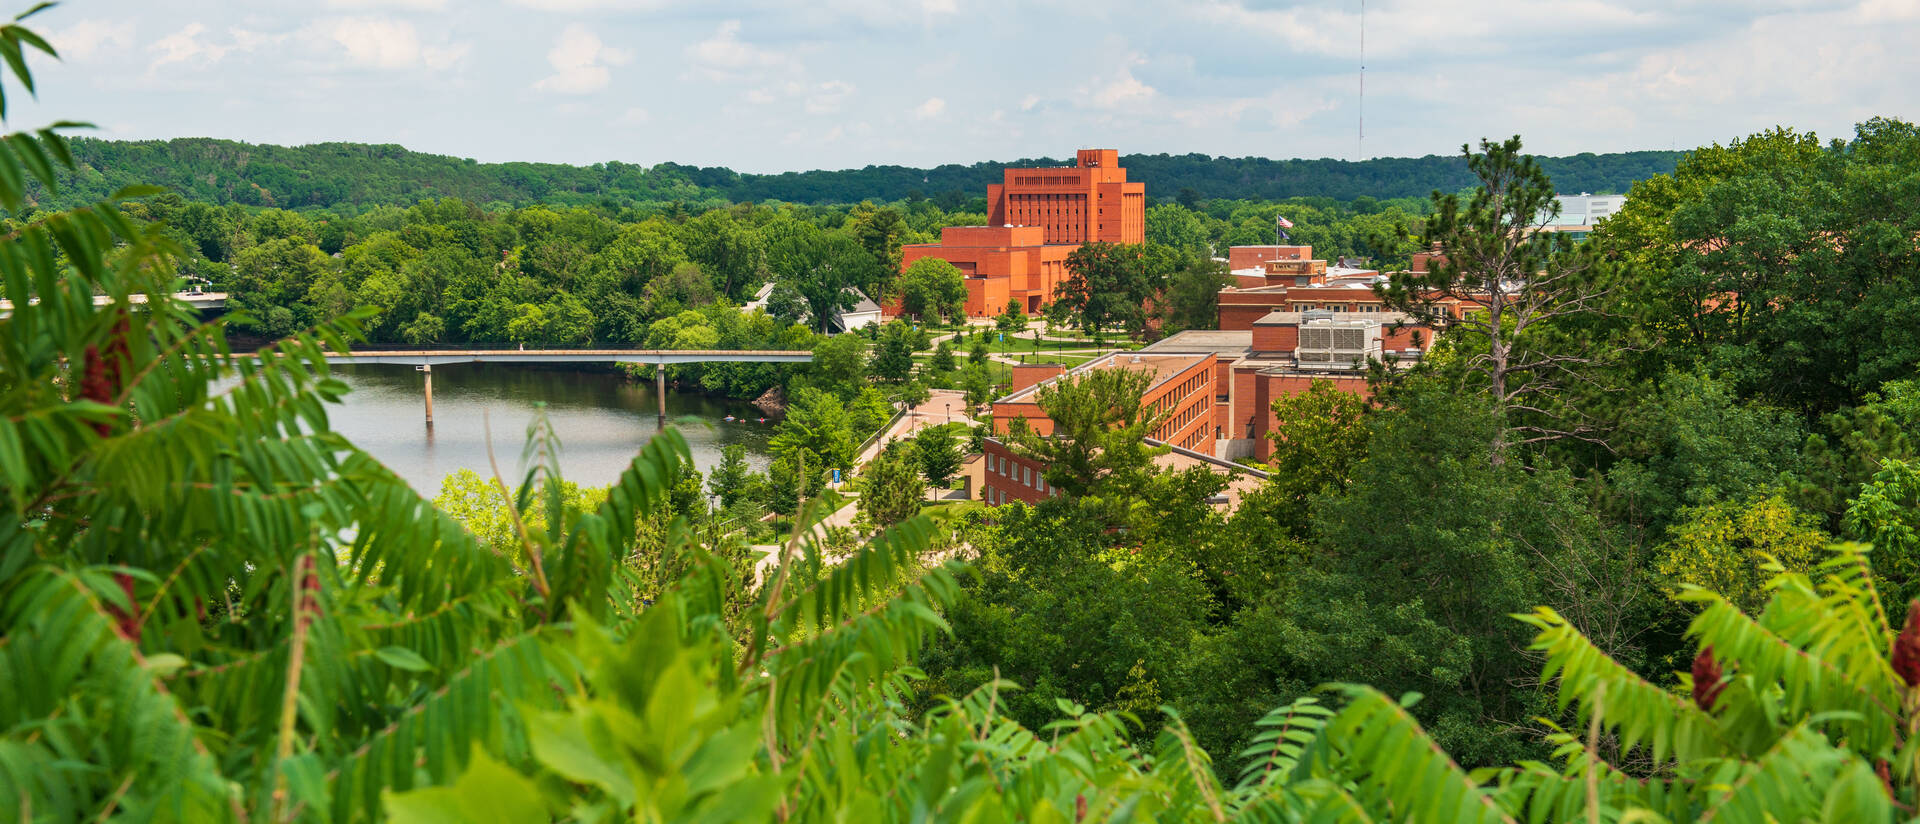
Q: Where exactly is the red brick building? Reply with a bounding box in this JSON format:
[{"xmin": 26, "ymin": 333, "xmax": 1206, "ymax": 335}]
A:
[
  {"xmin": 980, "ymin": 352, "xmax": 1264, "ymax": 508},
  {"xmin": 899, "ymin": 226, "xmax": 1075, "ymax": 317},
  {"xmin": 1145, "ymin": 304, "xmax": 1436, "ymax": 462},
  {"xmin": 898, "ymin": 149, "xmax": 1145, "ymax": 318},
  {"xmin": 1215, "ymin": 245, "xmax": 1473, "ymax": 330},
  {"xmin": 986, "ymin": 149, "xmax": 1145, "ymax": 246}
]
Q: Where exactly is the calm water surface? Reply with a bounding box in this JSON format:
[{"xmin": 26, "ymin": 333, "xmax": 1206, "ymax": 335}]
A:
[{"xmin": 325, "ymin": 363, "xmax": 775, "ymax": 494}]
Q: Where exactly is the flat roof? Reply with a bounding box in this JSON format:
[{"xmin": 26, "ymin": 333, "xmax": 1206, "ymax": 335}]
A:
[
  {"xmin": 1252, "ymin": 310, "xmax": 1416, "ymax": 326},
  {"xmin": 1140, "ymin": 330, "xmax": 1254, "ymax": 356},
  {"xmin": 993, "ymin": 351, "xmax": 1212, "ymax": 404}
]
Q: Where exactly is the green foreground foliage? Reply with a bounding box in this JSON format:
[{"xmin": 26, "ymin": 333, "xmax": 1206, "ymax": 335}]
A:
[{"xmin": 8, "ymin": 11, "xmax": 1920, "ymax": 822}]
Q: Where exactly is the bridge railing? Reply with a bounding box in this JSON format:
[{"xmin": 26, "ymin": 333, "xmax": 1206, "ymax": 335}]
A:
[{"xmin": 340, "ymin": 341, "xmax": 697, "ymax": 352}]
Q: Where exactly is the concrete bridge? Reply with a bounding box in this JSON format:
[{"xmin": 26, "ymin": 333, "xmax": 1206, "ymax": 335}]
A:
[
  {"xmin": 323, "ymin": 348, "xmax": 814, "ymax": 427},
  {"xmin": 0, "ymin": 290, "xmax": 228, "ymax": 319}
]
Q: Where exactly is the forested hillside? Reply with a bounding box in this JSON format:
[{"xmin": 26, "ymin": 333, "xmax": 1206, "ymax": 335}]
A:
[{"xmin": 46, "ymin": 135, "xmax": 1680, "ymax": 211}]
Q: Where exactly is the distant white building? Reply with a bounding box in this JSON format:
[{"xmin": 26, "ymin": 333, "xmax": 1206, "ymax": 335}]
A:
[
  {"xmin": 743, "ymin": 283, "xmax": 883, "ymax": 333},
  {"xmin": 1539, "ymin": 193, "xmax": 1627, "ymax": 239}
]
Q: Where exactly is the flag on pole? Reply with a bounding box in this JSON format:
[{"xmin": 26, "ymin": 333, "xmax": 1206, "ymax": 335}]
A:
[
  {"xmin": 1275, "ymin": 214, "xmax": 1293, "ymax": 242},
  {"xmin": 1276, "ymin": 215, "xmax": 1295, "ymax": 229}
]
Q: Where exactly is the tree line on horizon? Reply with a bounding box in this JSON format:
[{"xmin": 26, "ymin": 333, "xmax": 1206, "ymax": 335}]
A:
[{"xmin": 36, "ymin": 135, "xmax": 1681, "ymax": 212}]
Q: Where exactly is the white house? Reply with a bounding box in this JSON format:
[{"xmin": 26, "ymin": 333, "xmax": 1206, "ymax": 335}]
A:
[{"xmin": 743, "ymin": 283, "xmax": 883, "ymax": 333}]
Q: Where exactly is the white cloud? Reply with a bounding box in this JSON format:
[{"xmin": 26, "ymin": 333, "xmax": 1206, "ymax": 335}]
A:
[
  {"xmin": 423, "ymin": 44, "xmax": 470, "ymax": 70},
  {"xmin": 49, "ymin": 19, "xmax": 134, "ymax": 62},
  {"xmin": 805, "ymin": 80, "xmax": 855, "ymax": 114},
  {"xmin": 507, "ymin": 0, "xmax": 671, "ymax": 9},
  {"xmin": 620, "ymin": 106, "xmax": 650, "ymax": 124},
  {"xmin": 533, "ymin": 23, "xmax": 632, "ymax": 94},
  {"xmin": 145, "ymin": 23, "xmax": 231, "ymax": 76},
  {"xmin": 1090, "ymin": 58, "xmax": 1156, "ymax": 109},
  {"xmin": 1859, "ymin": 0, "xmax": 1920, "ymax": 21},
  {"xmin": 314, "ymin": 17, "xmax": 467, "ymax": 71},
  {"xmin": 913, "ymin": 96, "xmax": 945, "ymax": 119},
  {"xmin": 326, "ymin": 0, "xmax": 449, "ymax": 9},
  {"xmin": 686, "ymin": 20, "xmax": 791, "ymax": 80},
  {"xmin": 818, "ymin": 0, "xmax": 961, "ymax": 26}
]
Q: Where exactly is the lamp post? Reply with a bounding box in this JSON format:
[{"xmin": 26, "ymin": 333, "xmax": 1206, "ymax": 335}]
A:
[{"xmin": 945, "ymin": 402, "xmax": 951, "ymax": 423}]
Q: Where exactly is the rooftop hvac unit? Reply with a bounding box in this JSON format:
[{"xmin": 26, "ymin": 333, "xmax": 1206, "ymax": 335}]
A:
[{"xmin": 1295, "ymin": 321, "xmax": 1381, "ymax": 370}]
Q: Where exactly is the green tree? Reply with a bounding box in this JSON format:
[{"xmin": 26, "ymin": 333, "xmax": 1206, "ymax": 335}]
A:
[
  {"xmin": 781, "ymin": 234, "xmax": 870, "ymax": 334},
  {"xmin": 678, "ymin": 208, "xmax": 768, "ymax": 300},
  {"xmin": 1843, "ymin": 458, "xmax": 1920, "ymax": 608},
  {"xmin": 871, "ymin": 320, "xmax": 916, "ymax": 383},
  {"xmin": 1604, "ymin": 370, "xmax": 1807, "ymax": 535},
  {"xmin": 848, "ymin": 202, "xmax": 908, "ymax": 291},
  {"xmin": 928, "ymin": 339, "xmax": 957, "ymax": 373},
  {"xmin": 1654, "ymin": 494, "xmax": 1826, "ymax": 613},
  {"xmin": 1057, "ymin": 242, "xmax": 1154, "ymax": 337},
  {"xmin": 770, "ymin": 387, "xmax": 859, "ymax": 475},
  {"xmin": 1263, "ymin": 379, "xmax": 1371, "ymax": 535},
  {"xmin": 1597, "ymin": 120, "xmax": 1920, "ymax": 413},
  {"xmin": 850, "ymin": 385, "xmax": 895, "ymax": 435},
  {"xmin": 765, "ymin": 282, "xmax": 808, "ymax": 327},
  {"xmin": 858, "ymin": 441, "xmax": 925, "ymax": 527},
  {"xmin": 1794, "ymin": 378, "xmax": 1920, "ymax": 529},
  {"xmin": 587, "ymin": 218, "xmax": 687, "ymax": 291},
  {"xmin": 810, "ymin": 331, "xmax": 868, "ymax": 388},
  {"xmin": 962, "ymin": 363, "xmax": 995, "ymax": 407},
  {"xmin": 1378, "ymin": 136, "xmax": 1612, "ymax": 463},
  {"xmin": 642, "ymin": 260, "xmax": 718, "ymax": 312},
  {"xmin": 1289, "ymin": 373, "xmax": 1653, "ymax": 765},
  {"xmin": 967, "ymin": 332, "xmax": 989, "ymax": 366},
  {"xmin": 1145, "ymin": 203, "xmax": 1211, "ymax": 260},
  {"xmin": 707, "ymin": 444, "xmax": 752, "ymax": 509},
  {"xmin": 1158, "ymin": 256, "xmax": 1230, "ymax": 333},
  {"xmin": 1002, "ymin": 366, "xmax": 1166, "ymax": 497},
  {"xmin": 912, "ymin": 425, "xmax": 962, "ymax": 488},
  {"xmin": 896, "ymin": 257, "xmax": 967, "ymax": 322},
  {"xmin": 996, "ymin": 298, "xmax": 1027, "ymax": 337}
]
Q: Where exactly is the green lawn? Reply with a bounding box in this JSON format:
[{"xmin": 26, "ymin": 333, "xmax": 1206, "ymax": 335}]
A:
[{"xmin": 947, "ymin": 333, "xmax": 1142, "ymax": 356}]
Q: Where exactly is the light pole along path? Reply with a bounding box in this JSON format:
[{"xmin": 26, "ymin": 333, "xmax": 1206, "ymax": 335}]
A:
[{"xmin": 319, "ymin": 349, "xmax": 815, "ymax": 428}]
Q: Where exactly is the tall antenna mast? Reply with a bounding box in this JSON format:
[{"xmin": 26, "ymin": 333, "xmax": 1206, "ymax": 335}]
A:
[{"xmin": 1358, "ymin": 0, "xmax": 1365, "ymax": 161}]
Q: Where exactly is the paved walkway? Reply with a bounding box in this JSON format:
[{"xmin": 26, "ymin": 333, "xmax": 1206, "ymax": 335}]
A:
[{"xmin": 751, "ymin": 389, "xmax": 977, "ymax": 585}]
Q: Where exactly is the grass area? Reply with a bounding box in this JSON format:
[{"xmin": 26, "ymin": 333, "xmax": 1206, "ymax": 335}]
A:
[
  {"xmin": 944, "ymin": 332, "xmax": 1143, "ymax": 356},
  {"xmin": 1015, "ymin": 352, "xmax": 1100, "ymax": 367}
]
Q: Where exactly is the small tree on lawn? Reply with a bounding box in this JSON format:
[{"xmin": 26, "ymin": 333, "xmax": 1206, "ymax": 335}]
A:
[
  {"xmin": 913, "ymin": 426, "xmax": 963, "ymax": 488},
  {"xmin": 858, "ymin": 441, "xmax": 926, "ymax": 527}
]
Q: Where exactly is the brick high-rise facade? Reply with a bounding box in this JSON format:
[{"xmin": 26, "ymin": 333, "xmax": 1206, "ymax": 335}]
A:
[{"xmin": 986, "ymin": 149, "xmax": 1145, "ymax": 245}]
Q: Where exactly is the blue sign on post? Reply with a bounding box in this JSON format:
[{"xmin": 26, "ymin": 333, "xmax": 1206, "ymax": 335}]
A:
[
  {"xmin": 831, "ymin": 469, "xmax": 841, "ymax": 485},
  {"xmin": 997, "ymin": 333, "xmax": 1004, "ymax": 343}
]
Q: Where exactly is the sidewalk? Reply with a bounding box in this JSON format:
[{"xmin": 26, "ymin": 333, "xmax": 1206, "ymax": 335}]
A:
[{"xmin": 751, "ymin": 388, "xmax": 978, "ymax": 586}]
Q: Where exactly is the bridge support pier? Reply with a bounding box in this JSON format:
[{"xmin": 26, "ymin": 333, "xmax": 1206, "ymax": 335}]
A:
[
  {"xmin": 655, "ymin": 364, "xmax": 666, "ymax": 428},
  {"xmin": 420, "ymin": 364, "xmax": 434, "ymax": 428}
]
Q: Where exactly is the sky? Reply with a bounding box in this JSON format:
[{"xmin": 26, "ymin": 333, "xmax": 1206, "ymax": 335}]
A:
[{"xmin": 11, "ymin": 0, "xmax": 1919, "ymax": 173}]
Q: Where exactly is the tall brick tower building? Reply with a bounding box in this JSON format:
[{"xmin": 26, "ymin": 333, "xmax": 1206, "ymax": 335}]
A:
[
  {"xmin": 898, "ymin": 148, "xmax": 1145, "ymax": 317},
  {"xmin": 986, "ymin": 149, "xmax": 1145, "ymax": 245}
]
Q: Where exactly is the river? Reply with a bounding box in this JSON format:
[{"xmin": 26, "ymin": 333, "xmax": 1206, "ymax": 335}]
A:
[{"xmin": 322, "ymin": 363, "xmax": 776, "ymax": 495}]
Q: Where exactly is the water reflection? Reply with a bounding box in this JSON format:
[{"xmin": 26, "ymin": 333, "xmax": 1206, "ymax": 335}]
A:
[{"xmin": 323, "ymin": 363, "xmax": 775, "ymax": 494}]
